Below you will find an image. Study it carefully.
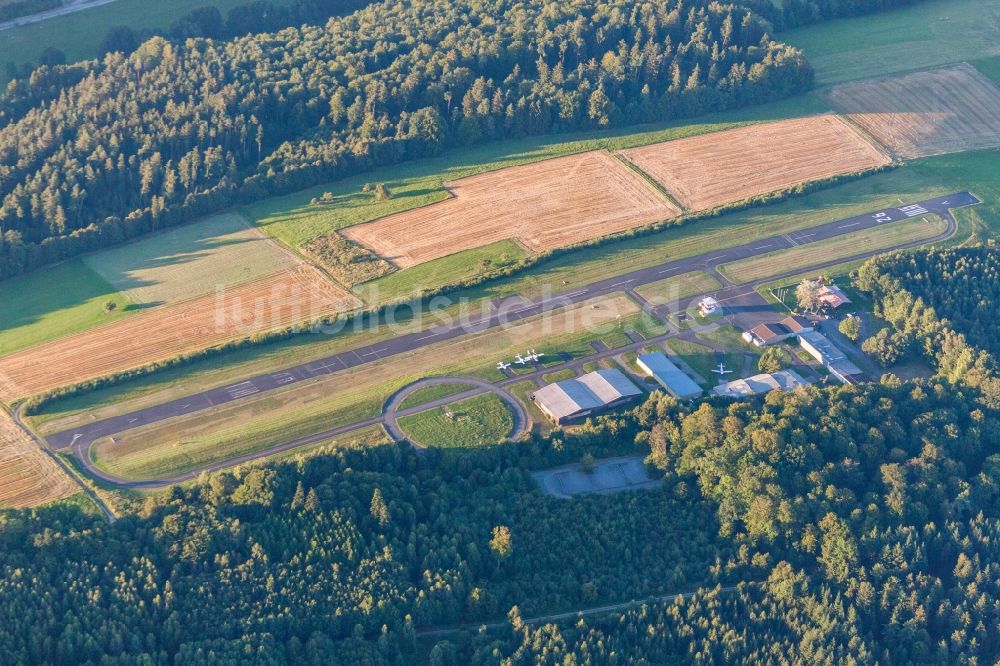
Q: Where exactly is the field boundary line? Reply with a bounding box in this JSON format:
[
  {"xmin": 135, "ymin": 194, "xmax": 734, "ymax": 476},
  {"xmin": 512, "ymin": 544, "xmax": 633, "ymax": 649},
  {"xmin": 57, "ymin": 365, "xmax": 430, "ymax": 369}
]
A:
[
  {"xmin": 611, "ymin": 150, "xmax": 686, "ymax": 211},
  {"xmin": 829, "ymin": 112, "xmax": 896, "ymax": 164}
]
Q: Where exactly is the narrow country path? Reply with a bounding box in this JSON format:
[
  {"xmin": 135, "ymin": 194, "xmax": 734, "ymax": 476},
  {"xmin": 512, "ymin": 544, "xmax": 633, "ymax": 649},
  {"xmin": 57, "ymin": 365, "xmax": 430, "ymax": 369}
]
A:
[{"xmin": 415, "ymin": 584, "xmax": 744, "ymax": 638}]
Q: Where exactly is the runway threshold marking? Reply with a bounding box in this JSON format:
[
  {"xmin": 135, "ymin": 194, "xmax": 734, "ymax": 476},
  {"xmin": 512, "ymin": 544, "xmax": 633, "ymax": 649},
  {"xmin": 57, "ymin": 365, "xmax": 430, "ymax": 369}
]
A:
[{"xmin": 783, "ymin": 234, "xmax": 799, "ymax": 247}]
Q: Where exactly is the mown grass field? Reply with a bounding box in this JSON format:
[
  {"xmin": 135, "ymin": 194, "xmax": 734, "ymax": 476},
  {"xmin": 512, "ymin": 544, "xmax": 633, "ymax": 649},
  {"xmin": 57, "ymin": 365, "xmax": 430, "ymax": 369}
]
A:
[
  {"xmin": 1, "ymin": 0, "xmax": 295, "ymax": 83},
  {"xmin": 0, "ymin": 259, "xmax": 131, "ymax": 356},
  {"xmin": 718, "ymin": 215, "xmax": 949, "ymax": 284},
  {"xmin": 782, "ymin": 0, "xmax": 1000, "ymax": 85},
  {"xmin": 665, "ymin": 338, "xmax": 742, "ymax": 388},
  {"xmin": 398, "ymin": 394, "xmax": 514, "ymax": 449},
  {"xmin": 634, "ymin": 271, "xmax": 722, "ymax": 307},
  {"xmin": 398, "ymin": 383, "xmax": 475, "ymax": 411},
  {"xmin": 360, "ymin": 240, "xmax": 527, "ymax": 303},
  {"xmin": 83, "ymin": 212, "xmax": 297, "ymax": 305}
]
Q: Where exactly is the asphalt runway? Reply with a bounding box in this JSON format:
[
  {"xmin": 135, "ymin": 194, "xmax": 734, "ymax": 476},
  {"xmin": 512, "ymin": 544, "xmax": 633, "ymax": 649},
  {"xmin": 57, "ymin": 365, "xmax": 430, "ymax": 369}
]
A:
[{"xmin": 45, "ymin": 192, "xmax": 978, "ymax": 484}]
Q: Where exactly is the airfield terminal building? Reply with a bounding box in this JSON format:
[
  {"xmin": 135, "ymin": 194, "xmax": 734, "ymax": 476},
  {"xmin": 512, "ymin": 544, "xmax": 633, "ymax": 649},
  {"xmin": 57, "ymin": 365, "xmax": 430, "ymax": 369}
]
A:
[{"xmin": 532, "ymin": 369, "xmax": 643, "ymax": 425}]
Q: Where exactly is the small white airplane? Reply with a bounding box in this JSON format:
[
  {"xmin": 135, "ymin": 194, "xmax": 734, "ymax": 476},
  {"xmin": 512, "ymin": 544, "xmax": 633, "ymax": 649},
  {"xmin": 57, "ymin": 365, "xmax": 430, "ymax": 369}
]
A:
[
  {"xmin": 528, "ymin": 349, "xmax": 544, "ymax": 362},
  {"xmin": 514, "ymin": 353, "xmax": 528, "ymax": 365},
  {"xmin": 711, "ymin": 362, "xmax": 733, "ymax": 376},
  {"xmin": 497, "ymin": 361, "xmax": 512, "ymax": 371}
]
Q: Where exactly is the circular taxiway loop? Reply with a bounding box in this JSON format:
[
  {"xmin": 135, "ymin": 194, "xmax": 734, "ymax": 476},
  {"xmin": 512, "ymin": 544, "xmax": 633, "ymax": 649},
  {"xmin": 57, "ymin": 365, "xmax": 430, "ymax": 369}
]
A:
[{"xmin": 382, "ymin": 376, "xmax": 530, "ymax": 447}]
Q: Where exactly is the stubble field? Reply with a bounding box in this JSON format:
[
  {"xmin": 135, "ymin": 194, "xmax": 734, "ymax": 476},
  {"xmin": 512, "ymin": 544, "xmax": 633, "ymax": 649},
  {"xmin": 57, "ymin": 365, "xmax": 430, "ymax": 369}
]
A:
[
  {"xmin": 341, "ymin": 150, "xmax": 679, "ymax": 268},
  {"xmin": 827, "ymin": 64, "xmax": 1000, "ymax": 159},
  {"xmin": 0, "ymin": 266, "xmax": 359, "ymax": 400},
  {"xmin": 619, "ymin": 115, "xmax": 891, "ymax": 211},
  {"xmin": 0, "ymin": 409, "xmax": 76, "ymax": 508}
]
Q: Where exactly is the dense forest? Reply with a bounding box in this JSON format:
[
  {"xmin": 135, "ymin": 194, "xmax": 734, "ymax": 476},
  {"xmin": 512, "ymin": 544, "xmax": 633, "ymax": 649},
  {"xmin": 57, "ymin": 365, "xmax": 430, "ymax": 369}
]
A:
[
  {"xmin": 857, "ymin": 247, "xmax": 1000, "ymax": 409},
  {"xmin": 0, "ymin": 0, "xmax": 813, "ymax": 278},
  {"xmin": 2, "ymin": 375, "xmax": 998, "ymax": 663},
  {"xmin": 0, "ymin": 0, "xmax": 932, "ymax": 280}
]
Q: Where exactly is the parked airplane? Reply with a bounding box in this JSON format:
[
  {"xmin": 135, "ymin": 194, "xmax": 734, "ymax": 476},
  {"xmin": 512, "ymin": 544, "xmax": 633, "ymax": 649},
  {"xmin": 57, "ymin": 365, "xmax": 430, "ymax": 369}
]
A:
[
  {"xmin": 514, "ymin": 353, "xmax": 527, "ymax": 365},
  {"xmin": 527, "ymin": 349, "xmax": 544, "ymax": 362},
  {"xmin": 711, "ymin": 362, "xmax": 733, "ymax": 376},
  {"xmin": 497, "ymin": 361, "xmax": 512, "ymax": 371}
]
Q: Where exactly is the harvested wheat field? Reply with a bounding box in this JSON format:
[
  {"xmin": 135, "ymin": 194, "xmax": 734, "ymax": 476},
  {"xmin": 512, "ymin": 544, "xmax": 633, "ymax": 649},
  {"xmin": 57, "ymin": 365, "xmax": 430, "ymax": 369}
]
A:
[
  {"xmin": 0, "ymin": 409, "xmax": 76, "ymax": 508},
  {"xmin": 827, "ymin": 63, "xmax": 1000, "ymax": 158},
  {"xmin": 0, "ymin": 266, "xmax": 360, "ymax": 400},
  {"xmin": 619, "ymin": 115, "xmax": 891, "ymax": 211},
  {"xmin": 342, "ymin": 150, "xmax": 678, "ymax": 268}
]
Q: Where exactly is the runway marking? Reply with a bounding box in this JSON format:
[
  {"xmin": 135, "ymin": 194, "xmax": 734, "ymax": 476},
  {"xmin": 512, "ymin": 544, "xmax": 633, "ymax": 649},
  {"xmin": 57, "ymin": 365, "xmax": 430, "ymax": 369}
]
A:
[
  {"xmin": 783, "ymin": 234, "xmax": 799, "ymax": 247},
  {"xmin": 705, "ymin": 255, "xmax": 726, "ymax": 262},
  {"xmin": 899, "ymin": 204, "xmax": 928, "ymax": 217},
  {"xmin": 361, "ymin": 348, "xmax": 388, "ymax": 357},
  {"xmin": 753, "ymin": 244, "xmax": 772, "ymax": 250},
  {"xmin": 608, "ymin": 279, "xmax": 635, "ymax": 288},
  {"xmin": 272, "ymin": 372, "xmax": 297, "ymax": 385},
  {"xmin": 561, "ymin": 290, "xmax": 589, "ymax": 299},
  {"xmin": 657, "ymin": 267, "xmax": 679, "ymax": 275},
  {"xmin": 70, "ymin": 434, "xmax": 82, "ymax": 447},
  {"xmin": 415, "ymin": 332, "xmax": 445, "ymax": 342},
  {"xmin": 839, "ymin": 222, "xmax": 861, "ymax": 229}
]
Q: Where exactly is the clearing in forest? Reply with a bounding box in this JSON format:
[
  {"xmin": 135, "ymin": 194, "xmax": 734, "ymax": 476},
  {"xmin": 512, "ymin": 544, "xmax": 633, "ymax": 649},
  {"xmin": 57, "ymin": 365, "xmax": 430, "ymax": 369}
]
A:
[
  {"xmin": 619, "ymin": 115, "xmax": 891, "ymax": 211},
  {"xmin": 0, "ymin": 409, "xmax": 76, "ymax": 508},
  {"xmin": 0, "ymin": 266, "xmax": 359, "ymax": 401},
  {"xmin": 341, "ymin": 150, "xmax": 678, "ymax": 268},
  {"xmin": 87, "ymin": 293, "xmax": 641, "ymax": 481},
  {"xmin": 826, "ymin": 63, "xmax": 1000, "ymax": 159}
]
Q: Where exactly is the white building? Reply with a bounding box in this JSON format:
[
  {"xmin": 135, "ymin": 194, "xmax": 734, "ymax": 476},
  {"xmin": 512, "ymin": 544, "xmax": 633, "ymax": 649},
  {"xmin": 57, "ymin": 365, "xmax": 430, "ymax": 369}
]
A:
[
  {"xmin": 712, "ymin": 369, "xmax": 809, "ymax": 398},
  {"xmin": 798, "ymin": 331, "xmax": 865, "ymax": 384},
  {"xmin": 698, "ymin": 296, "xmax": 720, "ymax": 317}
]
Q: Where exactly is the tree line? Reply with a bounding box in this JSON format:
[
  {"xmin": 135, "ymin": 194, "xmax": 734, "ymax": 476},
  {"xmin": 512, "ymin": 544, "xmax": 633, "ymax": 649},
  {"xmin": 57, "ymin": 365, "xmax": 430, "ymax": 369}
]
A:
[
  {"xmin": 2, "ymin": 368, "xmax": 997, "ymax": 663},
  {"xmin": 856, "ymin": 247, "xmax": 1000, "ymax": 409},
  {"xmin": 0, "ymin": 0, "xmax": 814, "ymax": 279}
]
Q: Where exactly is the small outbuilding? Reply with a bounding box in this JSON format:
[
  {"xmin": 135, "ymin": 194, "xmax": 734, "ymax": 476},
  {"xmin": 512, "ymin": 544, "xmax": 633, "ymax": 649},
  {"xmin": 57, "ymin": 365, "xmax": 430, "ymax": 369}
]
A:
[
  {"xmin": 532, "ymin": 368, "xmax": 643, "ymax": 425},
  {"xmin": 698, "ymin": 296, "xmax": 721, "ymax": 317},
  {"xmin": 636, "ymin": 352, "xmax": 703, "ymax": 400},
  {"xmin": 817, "ymin": 284, "xmax": 852, "ymax": 310}
]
